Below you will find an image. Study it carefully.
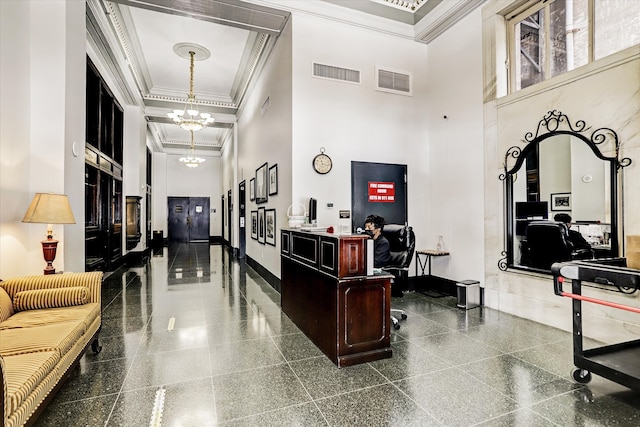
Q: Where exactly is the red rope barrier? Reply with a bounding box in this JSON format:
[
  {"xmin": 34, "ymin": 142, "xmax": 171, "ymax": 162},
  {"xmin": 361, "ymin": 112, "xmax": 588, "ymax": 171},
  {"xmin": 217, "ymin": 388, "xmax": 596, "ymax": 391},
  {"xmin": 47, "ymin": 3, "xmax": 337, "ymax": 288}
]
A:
[{"xmin": 561, "ymin": 291, "xmax": 640, "ymax": 314}]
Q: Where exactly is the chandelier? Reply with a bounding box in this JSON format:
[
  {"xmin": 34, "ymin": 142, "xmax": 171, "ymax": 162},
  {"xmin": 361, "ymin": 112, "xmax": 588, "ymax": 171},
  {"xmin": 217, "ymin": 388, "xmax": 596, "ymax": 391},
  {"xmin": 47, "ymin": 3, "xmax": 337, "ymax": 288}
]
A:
[
  {"xmin": 179, "ymin": 130, "xmax": 206, "ymax": 168},
  {"xmin": 168, "ymin": 44, "xmax": 214, "ymax": 132}
]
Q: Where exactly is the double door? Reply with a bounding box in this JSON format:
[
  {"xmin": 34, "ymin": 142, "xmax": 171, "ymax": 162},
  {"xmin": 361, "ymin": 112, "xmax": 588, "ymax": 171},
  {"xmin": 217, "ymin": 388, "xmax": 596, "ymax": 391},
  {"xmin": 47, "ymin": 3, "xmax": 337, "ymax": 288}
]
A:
[{"xmin": 168, "ymin": 197, "xmax": 210, "ymax": 242}]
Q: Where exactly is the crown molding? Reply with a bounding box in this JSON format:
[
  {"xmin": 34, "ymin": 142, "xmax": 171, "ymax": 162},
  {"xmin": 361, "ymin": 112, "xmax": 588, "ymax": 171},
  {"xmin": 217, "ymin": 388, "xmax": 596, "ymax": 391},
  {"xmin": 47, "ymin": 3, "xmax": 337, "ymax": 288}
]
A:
[{"xmin": 414, "ymin": 0, "xmax": 485, "ymax": 43}]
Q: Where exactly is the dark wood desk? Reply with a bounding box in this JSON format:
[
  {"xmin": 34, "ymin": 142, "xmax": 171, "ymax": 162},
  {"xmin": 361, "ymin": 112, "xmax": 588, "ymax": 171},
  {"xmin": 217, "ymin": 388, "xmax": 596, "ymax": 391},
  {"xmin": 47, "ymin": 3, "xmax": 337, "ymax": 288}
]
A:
[{"xmin": 280, "ymin": 229, "xmax": 393, "ymax": 367}]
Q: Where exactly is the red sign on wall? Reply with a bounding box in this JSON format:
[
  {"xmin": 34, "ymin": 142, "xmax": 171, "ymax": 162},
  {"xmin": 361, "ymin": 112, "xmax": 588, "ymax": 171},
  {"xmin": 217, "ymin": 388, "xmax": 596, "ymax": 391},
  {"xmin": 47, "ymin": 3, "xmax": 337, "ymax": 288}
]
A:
[{"xmin": 368, "ymin": 182, "xmax": 395, "ymax": 202}]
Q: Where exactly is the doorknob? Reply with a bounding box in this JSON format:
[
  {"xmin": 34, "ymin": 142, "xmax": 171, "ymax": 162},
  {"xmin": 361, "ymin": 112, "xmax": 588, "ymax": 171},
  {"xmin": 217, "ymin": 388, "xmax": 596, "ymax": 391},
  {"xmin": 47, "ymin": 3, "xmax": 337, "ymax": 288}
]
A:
[{"xmin": 186, "ymin": 216, "xmax": 192, "ymax": 226}]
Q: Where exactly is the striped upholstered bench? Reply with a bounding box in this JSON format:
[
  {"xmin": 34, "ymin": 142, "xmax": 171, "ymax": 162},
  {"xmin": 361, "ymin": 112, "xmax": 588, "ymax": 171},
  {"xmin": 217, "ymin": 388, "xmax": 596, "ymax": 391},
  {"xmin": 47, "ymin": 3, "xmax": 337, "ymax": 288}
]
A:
[{"xmin": 0, "ymin": 272, "xmax": 103, "ymax": 427}]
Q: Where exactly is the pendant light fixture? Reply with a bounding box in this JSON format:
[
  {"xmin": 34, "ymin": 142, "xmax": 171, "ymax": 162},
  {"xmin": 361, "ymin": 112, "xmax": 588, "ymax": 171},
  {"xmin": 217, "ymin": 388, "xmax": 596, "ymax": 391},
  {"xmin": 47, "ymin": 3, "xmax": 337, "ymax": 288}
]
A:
[
  {"xmin": 179, "ymin": 130, "xmax": 206, "ymax": 168},
  {"xmin": 167, "ymin": 43, "xmax": 214, "ymax": 132}
]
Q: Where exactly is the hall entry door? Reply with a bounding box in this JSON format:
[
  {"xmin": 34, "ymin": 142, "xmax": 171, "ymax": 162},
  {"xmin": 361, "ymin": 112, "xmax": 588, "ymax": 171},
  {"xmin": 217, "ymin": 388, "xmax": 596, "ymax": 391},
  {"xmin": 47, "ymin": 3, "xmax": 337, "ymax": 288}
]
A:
[
  {"xmin": 351, "ymin": 161, "xmax": 407, "ymax": 231},
  {"xmin": 167, "ymin": 197, "xmax": 210, "ymax": 242},
  {"xmin": 238, "ymin": 181, "xmax": 246, "ymax": 258},
  {"xmin": 227, "ymin": 190, "xmax": 233, "ymax": 247}
]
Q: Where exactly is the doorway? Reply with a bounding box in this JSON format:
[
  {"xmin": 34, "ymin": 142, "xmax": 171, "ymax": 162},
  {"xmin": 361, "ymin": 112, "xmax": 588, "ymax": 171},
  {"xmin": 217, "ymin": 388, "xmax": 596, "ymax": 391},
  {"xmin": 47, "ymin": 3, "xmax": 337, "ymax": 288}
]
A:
[
  {"xmin": 351, "ymin": 161, "xmax": 408, "ymax": 230},
  {"xmin": 167, "ymin": 197, "xmax": 210, "ymax": 242},
  {"xmin": 227, "ymin": 189, "xmax": 233, "ymax": 248},
  {"xmin": 238, "ymin": 180, "xmax": 246, "ymax": 258}
]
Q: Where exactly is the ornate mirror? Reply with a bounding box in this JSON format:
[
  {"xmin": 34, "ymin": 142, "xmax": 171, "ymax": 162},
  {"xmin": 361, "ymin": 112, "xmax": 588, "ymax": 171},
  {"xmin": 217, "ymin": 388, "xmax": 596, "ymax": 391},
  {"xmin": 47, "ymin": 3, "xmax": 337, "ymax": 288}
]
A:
[{"xmin": 499, "ymin": 111, "xmax": 631, "ymax": 272}]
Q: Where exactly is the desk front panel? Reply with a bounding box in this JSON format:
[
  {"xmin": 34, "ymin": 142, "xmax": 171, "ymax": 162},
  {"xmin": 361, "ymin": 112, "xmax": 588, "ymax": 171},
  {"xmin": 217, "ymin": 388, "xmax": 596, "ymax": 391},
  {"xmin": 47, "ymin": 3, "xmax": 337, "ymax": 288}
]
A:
[{"xmin": 281, "ymin": 257, "xmax": 392, "ymax": 367}]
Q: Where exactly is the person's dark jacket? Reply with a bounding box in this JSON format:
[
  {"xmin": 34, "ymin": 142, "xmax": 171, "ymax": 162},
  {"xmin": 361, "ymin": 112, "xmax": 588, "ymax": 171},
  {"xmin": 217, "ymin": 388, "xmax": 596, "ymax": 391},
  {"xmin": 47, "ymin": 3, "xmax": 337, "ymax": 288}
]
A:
[{"xmin": 374, "ymin": 234, "xmax": 391, "ymax": 268}]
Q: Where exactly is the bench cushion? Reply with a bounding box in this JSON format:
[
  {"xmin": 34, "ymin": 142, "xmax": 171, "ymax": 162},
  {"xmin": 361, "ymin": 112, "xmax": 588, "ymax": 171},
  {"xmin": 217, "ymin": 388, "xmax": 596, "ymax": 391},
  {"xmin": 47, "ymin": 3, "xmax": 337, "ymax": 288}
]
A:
[
  {"xmin": 0, "ymin": 303, "xmax": 99, "ymax": 331},
  {"xmin": 13, "ymin": 286, "xmax": 88, "ymax": 312},
  {"xmin": 0, "ymin": 321, "xmax": 86, "ymax": 357}
]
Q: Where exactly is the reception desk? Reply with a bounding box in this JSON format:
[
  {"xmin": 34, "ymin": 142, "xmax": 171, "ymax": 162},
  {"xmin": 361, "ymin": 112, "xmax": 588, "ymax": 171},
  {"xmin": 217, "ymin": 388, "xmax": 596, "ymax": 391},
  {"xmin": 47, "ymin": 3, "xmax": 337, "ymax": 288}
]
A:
[{"xmin": 280, "ymin": 229, "xmax": 392, "ymax": 367}]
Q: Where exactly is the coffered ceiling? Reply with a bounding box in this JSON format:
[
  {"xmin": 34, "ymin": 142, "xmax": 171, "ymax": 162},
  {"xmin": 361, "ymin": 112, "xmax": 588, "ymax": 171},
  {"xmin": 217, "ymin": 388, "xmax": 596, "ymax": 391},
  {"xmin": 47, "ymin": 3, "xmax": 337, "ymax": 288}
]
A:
[{"xmin": 87, "ymin": 0, "xmax": 482, "ymax": 155}]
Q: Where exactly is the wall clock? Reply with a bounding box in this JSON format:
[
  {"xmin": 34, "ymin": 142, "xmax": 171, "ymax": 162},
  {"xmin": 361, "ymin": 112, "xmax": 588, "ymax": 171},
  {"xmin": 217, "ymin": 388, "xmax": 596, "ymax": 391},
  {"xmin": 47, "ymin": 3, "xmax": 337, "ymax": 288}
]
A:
[{"xmin": 312, "ymin": 147, "xmax": 332, "ymax": 174}]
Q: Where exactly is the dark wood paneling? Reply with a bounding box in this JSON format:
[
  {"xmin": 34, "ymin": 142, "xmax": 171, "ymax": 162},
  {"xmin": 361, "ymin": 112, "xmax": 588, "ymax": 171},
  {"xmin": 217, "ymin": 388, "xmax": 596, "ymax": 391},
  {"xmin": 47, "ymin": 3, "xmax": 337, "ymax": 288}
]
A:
[{"xmin": 281, "ymin": 229, "xmax": 391, "ymax": 367}]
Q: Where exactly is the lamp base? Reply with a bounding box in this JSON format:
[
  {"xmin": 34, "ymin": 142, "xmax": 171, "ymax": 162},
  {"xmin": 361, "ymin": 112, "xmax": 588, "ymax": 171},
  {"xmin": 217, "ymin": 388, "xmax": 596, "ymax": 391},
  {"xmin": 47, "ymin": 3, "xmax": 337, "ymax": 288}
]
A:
[{"xmin": 42, "ymin": 238, "xmax": 58, "ymax": 275}]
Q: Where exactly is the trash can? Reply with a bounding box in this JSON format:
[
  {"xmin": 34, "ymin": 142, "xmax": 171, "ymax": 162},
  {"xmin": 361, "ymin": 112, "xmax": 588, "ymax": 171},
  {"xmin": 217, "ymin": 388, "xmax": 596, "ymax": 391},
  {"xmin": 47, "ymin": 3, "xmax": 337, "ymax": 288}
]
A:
[{"xmin": 456, "ymin": 280, "xmax": 481, "ymax": 309}]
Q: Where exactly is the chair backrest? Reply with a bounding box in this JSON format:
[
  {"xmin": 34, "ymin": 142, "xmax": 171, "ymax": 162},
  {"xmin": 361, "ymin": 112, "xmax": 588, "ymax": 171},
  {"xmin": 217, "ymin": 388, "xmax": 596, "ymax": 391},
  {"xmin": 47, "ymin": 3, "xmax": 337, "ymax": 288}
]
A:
[
  {"xmin": 382, "ymin": 224, "xmax": 415, "ymax": 268},
  {"xmin": 525, "ymin": 220, "xmax": 572, "ymax": 269}
]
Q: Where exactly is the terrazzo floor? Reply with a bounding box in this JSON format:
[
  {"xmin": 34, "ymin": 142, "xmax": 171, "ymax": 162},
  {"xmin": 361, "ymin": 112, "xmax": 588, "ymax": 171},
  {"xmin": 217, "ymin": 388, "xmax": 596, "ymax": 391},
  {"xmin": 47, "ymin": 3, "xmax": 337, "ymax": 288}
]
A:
[{"xmin": 34, "ymin": 243, "xmax": 640, "ymax": 426}]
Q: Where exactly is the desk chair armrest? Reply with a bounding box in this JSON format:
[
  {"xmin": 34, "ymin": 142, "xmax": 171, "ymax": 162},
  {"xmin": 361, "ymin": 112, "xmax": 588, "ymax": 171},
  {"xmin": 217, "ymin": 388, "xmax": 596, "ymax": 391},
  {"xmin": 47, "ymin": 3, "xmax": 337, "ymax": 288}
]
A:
[{"xmin": 572, "ymin": 248, "xmax": 595, "ymax": 260}]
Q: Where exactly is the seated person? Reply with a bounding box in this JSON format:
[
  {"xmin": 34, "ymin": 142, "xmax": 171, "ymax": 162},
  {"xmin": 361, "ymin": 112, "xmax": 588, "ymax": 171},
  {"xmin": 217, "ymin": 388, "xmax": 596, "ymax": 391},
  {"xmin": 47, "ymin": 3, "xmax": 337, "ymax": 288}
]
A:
[
  {"xmin": 364, "ymin": 214, "xmax": 391, "ymax": 268},
  {"xmin": 554, "ymin": 213, "xmax": 592, "ymax": 252}
]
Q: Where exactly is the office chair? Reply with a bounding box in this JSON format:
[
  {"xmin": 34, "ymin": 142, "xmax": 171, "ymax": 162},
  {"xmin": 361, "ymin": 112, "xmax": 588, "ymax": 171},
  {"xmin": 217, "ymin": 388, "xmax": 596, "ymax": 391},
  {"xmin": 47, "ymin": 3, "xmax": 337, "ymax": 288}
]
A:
[
  {"xmin": 524, "ymin": 221, "xmax": 593, "ymax": 270},
  {"xmin": 381, "ymin": 224, "xmax": 415, "ymax": 330}
]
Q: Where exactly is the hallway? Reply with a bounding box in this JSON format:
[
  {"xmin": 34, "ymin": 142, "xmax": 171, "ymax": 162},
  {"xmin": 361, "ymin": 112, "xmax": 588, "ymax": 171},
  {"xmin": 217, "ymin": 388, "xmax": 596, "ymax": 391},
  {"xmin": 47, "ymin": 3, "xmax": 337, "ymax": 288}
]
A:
[{"xmin": 35, "ymin": 243, "xmax": 640, "ymax": 426}]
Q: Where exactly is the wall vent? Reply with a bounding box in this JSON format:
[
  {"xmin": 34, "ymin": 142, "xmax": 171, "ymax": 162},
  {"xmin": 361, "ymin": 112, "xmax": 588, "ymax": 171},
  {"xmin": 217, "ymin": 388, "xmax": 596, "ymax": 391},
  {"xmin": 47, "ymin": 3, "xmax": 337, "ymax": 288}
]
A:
[
  {"xmin": 312, "ymin": 63, "xmax": 360, "ymax": 84},
  {"xmin": 376, "ymin": 67, "xmax": 412, "ymax": 96}
]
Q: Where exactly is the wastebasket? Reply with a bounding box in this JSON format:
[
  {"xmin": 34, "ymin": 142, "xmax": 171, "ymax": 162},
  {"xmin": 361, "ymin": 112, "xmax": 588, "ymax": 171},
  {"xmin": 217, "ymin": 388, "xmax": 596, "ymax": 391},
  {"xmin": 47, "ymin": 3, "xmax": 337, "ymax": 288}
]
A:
[{"xmin": 456, "ymin": 280, "xmax": 480, "ymax": 309}]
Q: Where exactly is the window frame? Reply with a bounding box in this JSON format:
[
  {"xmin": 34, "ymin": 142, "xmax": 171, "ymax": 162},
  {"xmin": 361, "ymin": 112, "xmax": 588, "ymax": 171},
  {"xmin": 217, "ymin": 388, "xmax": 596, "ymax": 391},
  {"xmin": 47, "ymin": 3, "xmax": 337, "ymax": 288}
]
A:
[{"xmin": 507, "ymin": 0, "xmax": 596, "ymax": 94}]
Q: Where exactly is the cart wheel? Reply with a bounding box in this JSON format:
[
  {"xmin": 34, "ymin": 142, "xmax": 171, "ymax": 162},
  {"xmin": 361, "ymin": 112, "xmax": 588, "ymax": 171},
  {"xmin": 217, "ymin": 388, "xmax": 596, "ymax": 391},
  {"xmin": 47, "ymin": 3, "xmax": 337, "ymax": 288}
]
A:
[
  {"xmin": 401, "ymin": 313, "xmax": 408, "ymax": 320},
  {"xmin": 572, "ymin": 368, "xmax": 592, "ymax": 384},
  {"xmin": 393, "ymin": 322, "xmax": 401, "ymax": 330}
]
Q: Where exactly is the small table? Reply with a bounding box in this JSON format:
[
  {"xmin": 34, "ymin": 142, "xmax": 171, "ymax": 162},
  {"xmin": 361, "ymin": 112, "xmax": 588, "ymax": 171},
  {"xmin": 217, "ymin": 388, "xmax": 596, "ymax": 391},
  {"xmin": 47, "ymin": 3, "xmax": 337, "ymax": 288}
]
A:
[
  {"xmin": 415, "ymin": 249, "xmax": 451, "ymax": 297},
  {"xmin": 416, "ymin": 249, "xmax": 450, "ymax": 276}
]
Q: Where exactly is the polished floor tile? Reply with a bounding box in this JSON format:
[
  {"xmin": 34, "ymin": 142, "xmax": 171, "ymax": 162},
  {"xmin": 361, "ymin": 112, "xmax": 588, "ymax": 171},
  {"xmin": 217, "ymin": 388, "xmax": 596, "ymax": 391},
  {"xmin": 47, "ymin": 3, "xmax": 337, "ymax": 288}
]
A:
[
  {"xmin": 33, "ymin": 243, "xmax": 640, "ymax": 426},
  {"xmin": 212, "ymin": 364, "xmax": 311, "ymax": 422}
]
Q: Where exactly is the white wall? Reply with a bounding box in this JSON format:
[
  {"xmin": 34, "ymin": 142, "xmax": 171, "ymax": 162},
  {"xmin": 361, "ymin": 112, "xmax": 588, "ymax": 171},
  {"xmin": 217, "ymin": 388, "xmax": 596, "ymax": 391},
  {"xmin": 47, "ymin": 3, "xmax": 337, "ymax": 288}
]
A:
[
  {"xmin": 122, "ymin": 105, "xmax": 147, "ymax": 251},
  {"xmin": 0, "ymin": 0, "xmax": 86, "ymax": 278},
  {"xmin": 288, "ymin": 12, "xmax": 431, "ymax": 276},
  {"xmin": 422, "ymin": 7, "xmax": 486, "ymax": 284},
  {"xmin": 166, "ymin": 154, "xmax": 223, "ymax": 237},
  {"xmin": 152, "ymin": 152, "xmax": 168, "ymax": 238},
  {"xmin": 237, "ymin": 7, "xmax": 485, "ymax": 285},
  {"xmin": 237, "ymin": 17, "xmax": 293, "ymax": 278},
  {"xmin": 220, "ymin": 129, "xmax": 236, "ymax": 244},
  {"xmin": 571, "ymin": 138, "xmax": 607, "ymax": 222}
]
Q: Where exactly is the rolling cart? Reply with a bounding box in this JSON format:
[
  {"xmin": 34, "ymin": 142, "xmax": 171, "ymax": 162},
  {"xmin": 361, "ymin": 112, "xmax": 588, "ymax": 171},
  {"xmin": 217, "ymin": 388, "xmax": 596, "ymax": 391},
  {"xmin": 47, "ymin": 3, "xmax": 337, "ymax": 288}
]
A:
[{"xmin": 551, "ymin": 260, "xmax": 640, "ymax": 389}]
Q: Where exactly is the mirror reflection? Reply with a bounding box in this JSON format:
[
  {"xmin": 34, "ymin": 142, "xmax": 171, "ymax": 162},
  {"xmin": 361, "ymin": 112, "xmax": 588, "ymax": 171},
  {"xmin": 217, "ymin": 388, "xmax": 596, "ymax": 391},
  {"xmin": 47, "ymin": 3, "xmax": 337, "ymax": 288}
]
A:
[
  {"xmin": 500, "ymin": 111, "xmax": 632, "ymax": 273},
  {"xmin": 511, "ymin": 135, "xmax": 613, "ymax": 270}
]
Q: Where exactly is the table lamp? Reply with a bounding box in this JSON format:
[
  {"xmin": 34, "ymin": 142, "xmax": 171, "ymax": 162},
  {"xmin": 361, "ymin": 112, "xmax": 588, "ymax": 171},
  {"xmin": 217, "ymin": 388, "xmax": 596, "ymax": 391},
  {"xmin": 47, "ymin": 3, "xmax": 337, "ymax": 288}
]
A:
[{"xmin": 22, "ymin": 193, "xmax": 76, "ymax": 274}]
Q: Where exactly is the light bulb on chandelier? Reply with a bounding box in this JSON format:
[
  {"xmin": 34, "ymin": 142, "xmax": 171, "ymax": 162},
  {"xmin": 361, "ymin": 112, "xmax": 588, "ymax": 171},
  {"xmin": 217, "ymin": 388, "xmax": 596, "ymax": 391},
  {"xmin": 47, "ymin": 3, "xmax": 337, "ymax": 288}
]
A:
[
  {"xmin": 168, "ymin": 43, "xmax": 214, "ymax": 132},
  {"xmin": 179, "ymin": 130, "xmax": 206, "ymax": 168}
]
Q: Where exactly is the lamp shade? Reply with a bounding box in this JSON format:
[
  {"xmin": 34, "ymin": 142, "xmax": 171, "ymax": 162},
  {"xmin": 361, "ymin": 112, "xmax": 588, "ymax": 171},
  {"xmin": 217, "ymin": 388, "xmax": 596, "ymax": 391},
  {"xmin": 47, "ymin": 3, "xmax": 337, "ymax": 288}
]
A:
[{"xmin": 22, "ymin": 193, "xmax": 76, "ymax": 225}]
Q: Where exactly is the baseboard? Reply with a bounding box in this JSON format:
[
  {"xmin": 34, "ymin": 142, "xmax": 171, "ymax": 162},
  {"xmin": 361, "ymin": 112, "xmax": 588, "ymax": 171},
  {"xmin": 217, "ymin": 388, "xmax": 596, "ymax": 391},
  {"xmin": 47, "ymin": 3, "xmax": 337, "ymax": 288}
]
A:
[
  {"xmin": 410, "ymin": 275, "xmax": 457, "ymax": 297},
  {"xmin": 210, "ymin": 236, "xmax": 224, "ymax": 245},
  {"xmin": 247, "ymin": 256, "xmax": 281, "ymax": 293},
  {"xmin": 123, "ymin": 250, "xmax": 148, "ymax": 268}
]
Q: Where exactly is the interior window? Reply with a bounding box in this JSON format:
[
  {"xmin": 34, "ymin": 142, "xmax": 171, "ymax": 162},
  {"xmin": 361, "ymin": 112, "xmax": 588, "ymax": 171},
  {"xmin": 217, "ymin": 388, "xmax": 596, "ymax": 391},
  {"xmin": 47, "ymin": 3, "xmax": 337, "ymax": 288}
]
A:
[{"xmin": 508, "ymin": 0, "xmax": 639, "ymax": 93}]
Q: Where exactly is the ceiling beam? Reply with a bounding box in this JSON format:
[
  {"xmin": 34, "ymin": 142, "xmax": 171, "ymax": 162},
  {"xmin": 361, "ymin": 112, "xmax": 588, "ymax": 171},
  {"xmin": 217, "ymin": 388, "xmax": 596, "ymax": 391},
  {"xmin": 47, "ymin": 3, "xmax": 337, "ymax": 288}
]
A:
[{"xmin": 109, "ymin": 0, "xmax": 290, "ymax": 35}]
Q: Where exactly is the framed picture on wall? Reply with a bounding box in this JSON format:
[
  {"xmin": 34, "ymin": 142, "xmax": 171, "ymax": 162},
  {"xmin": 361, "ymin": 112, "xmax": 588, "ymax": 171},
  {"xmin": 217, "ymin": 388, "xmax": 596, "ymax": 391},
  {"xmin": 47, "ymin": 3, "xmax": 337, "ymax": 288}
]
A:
[
  {"xmin": 551, "ymin": 192, "xmax": 571, "ymax": 211},
  {"xmin": 255, "ymin": 163, "xmax": 268, "ymax": 204},
  {"xmin": 265, "ymin": 209, "xmax": 276, "ymax": 246},
  {"xmin": 269, "ymin": 164, "xmax": 278, "ymax": 196},
  {"xmin": 249, "ymin": 178, "xmax": 255, "ymax": 201},
  {"xmin": 258, "ymin": 207, "xmax": 266, "ymax": 244},
  {"xmin": 250, "ymin": 210, "xmax": 258, "ymax": 240}
]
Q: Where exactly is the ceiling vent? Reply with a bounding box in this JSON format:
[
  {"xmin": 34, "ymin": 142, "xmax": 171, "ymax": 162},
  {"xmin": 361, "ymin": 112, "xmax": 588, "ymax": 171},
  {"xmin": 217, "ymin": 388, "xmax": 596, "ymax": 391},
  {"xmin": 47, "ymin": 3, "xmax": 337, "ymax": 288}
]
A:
[
  {"xmin": 376, "ymin": 67, "xmax": 412, "ymax": 96},
  {"xmin": 312, "ymin": 63, "xmax": 360, "ymax": 84}
]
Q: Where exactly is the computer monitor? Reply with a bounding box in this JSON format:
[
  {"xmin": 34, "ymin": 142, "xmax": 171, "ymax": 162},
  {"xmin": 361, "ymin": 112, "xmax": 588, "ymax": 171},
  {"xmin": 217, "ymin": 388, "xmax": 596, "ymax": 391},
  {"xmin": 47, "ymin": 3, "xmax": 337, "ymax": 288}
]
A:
[
  {"xmin": 515, "ymin": 201, "xmax": 548, "ymax": 219},
  {"xmin": 308, "ymin": 198, "xmax": 317, "ymax": 224}
]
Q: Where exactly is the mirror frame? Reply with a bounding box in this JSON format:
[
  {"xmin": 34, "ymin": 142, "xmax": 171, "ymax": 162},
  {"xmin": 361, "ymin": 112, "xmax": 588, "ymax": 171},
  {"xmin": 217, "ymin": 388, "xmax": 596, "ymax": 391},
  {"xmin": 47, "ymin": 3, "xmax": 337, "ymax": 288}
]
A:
[{"xmin": 499, "ymin": 110, "xmax": 632, "ymax": 272}]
